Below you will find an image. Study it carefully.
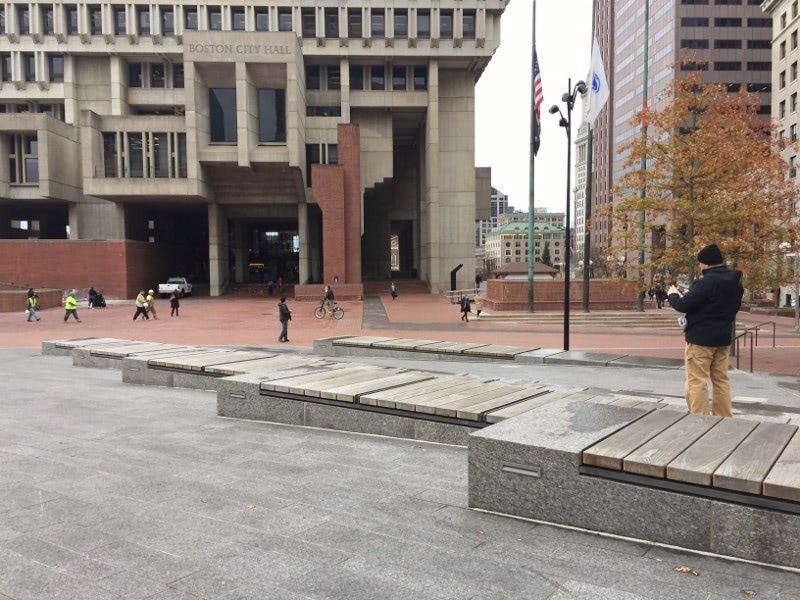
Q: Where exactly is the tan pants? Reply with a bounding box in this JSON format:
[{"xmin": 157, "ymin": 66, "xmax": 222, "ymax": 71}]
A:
[{"xmin": 684, "ymin": 343, "xmax": 732, "ymax": 417}]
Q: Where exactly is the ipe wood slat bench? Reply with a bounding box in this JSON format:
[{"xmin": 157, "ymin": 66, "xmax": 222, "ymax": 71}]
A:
[{"xmin": 582, "ymin": 411, "xmax": 800, "ymax": 512}]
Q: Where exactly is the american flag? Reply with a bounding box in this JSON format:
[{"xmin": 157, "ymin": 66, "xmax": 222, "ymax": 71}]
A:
[{"xmin": 533, "ymin": 47, "xmax": 543, "ymax": 156}]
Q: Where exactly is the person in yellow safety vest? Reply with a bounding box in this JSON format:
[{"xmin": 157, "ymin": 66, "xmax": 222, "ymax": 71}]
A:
[
  {"xmin": 63, "ymin": 290, "xmax": 81, "ymax": 323},
  {"xmin": 134, "ymin": 290, "xmax": 149, "ymax": 321},
  {"xmin": 146, "ymin": 289, "xmax": 158, "ymax": 320},
  {"xmin": 26, "ymin": 294, "xmax": 41, "ymax": 322}
]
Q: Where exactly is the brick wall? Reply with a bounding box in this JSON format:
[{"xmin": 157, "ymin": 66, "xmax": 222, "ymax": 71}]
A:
[
  {"xmin": 0, "ymin": 288, "xmax": 62, "ymax": 313},
  {"xmin": 485, "ymin": 278, "xmax": 639, "ymax": 311},
  {"xmin": 0, "ymin": 240, "xmax": 177, "ymax": 300},
  {"xmin": 293, "ymin": 283, "xmax": 363, "ymax": 301}
]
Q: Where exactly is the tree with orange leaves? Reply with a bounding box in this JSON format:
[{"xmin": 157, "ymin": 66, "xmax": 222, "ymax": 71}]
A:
[{"xmin": 604, "ymin": 71, "xmax": 799, "ymax": 296}]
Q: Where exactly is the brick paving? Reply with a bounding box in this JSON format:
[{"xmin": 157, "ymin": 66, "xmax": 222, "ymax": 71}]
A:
[{"xmin": 2, "ymin": 292, "xmax": 798, "ymax": 376}]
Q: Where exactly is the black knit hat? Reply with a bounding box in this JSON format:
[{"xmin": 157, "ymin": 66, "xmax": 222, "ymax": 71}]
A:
[{"xmin": 697, "ymin": 244, "xmax": 723, "ymax": 265}]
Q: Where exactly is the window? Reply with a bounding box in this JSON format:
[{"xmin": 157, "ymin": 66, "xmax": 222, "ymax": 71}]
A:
[
  {"xmin": 793, "ymin": 62, "xmax": 798, "ymax": 81},
  {"xmin": 417, "ymin": 10, "xmax": 431, "ymax": 39},
  {"xmin": 23, "ymin": 53, "xmax": 35, "ymax": 82},
  {"xmin": 255, "ymin": 8, "xmax": 268, "ymax": 31},
  {"xmin": 780, "ymin": 41, "xmax": 787, "ymax": 59},
  {"xmin": 307, "ymin": 106, "xmax": 341, "ymax": 117},
  {"xmin": 795, "ymin": 1, "xmax": 799, "ymax": 17},
  {"xmin": 231, "ymin": 7, "xmax": 245, "ymax": 31},
  {"xmin": 208, "ymin": 7, "xmax": 221, "ymax": 31},
  {"xmin": 440, "ymin": 9, "xmax": 453, "ymax": 39},
  {"xmin": 150, "ymin": 63, "xmax": 165, "ymax": 88},
  {"xmin": 184, "ymin": 7, "xmax": 198, "ymax": 30},
  {"xmin": 177, "ymin": 133, "xmax": 187, "ymax": 177},
  {"xmin": 370, "ymin": 65, "xmax": 385, "ymax": 90},
  {"xmin": 394, "ymin": 9, "xmax": 408, "ymax": 39},
  {"xmin": 41, "ymin": 5, "xmax": 54, "ymax": 34},
  {"xmin": 137, "ymin": 6, "xmax": 150, "ymax": 35},
  {"xmin": 348, "ymin": 9, "xmax": 362, "ymax": 38},
  {"xmin": 715, "ymin": 0, "xmax": 742, "ymax": 4},
  {"xmin": 714, "ymin": 61, "xmax": 741, "ymax": 71},
  {"xmin": 792, "ymin": 93, "xmax": 797, "ymax": 112},
  {"xmin": 681, "ymin": 0, "xmax": 709, "ymax": 3},
  {"xmin": 113, "ymin": 6, "xmax": 126, "ymax": 35},
  {"xmin": 301, "ymin": 8, "xmax": 315, "ymax": 38},
  {"xmin": 350, "ymin": 65, "xmax": 363, "ymax": 90},
  {"xmin": 128, "ymin": 132, "xmax": 143, "ymax": 177},
  {"xmin": 0, "ymin": 6, "xmax": 5, "ymax": 34},
  {"xmin": 680, "ymin": 60, "xmax": 708, "ymax": 71},
  {"xmin": 747, "ymin": 62, "xmax": 771, "ymax": 71},
  {"xmin": 713, "ymin": 39, "xmax": 739, "ymax": 49},
  {"xmin": 103, "ymin": 133, "xmax": 117, "ymax": 177},
  {"xmin": 780, "ymin": 100, "xmax": 786, "ymax": 118},
  {"xmin": 306, "ymin": 65, "xmax": 320, "ymax": 90},
  {"xmin": 152, "ymin": 132, "xmax": 169, "ymax": 178},
  {"xmin": 89, "ymin": 5, "xmax": 102, "ymax": 35},
  {"xmin": 278, "ymin": 8, "xmax": 292, "ymax": 32},
  {"xmin": 324, "ymin": 8, "xmax": 338, "ymax": 38},
  {"xmin": 792, "ymin": 124, "xmax": 798, "ymax": 141},
  {"xmin": 327, "ymin": 66, "xmax": 340, "ymax": 90},
  {"xmin": 128, "ymin": 63, "xmax": 142, "ymax": 87},
  {"xmin": 781, "ymin": 71, "xmax": 787, "ymax": 89},
  {"xmin": 463, "ymin": 10, "xmax": 476, "ymax": 40},
  {"xmin": 392, "ymin": 66, "xmax": 406, "ymax": 91},
  {"xmin": 66, "ymin": 5, "xmax": 79, "ymax": 35},
  {"xmin": 782, "ymin": 13, "xmax": 788, "ymax": 28},
  {"xmin": 371, "ymin": 9, "xmax": 385, "ymax": 39},
  {"xmin": 18, "ymin": 5, "xmax": 30, "ymax": 35},
  {"xmin": 681, "ymin": 17, "xmax": 709, "ymax": 26},
  {"xmin": 414, "ymin": 66, "xmax": 428, "ymax": 90},
  {"xmin": 305, "ymin": 144, "xmax": 320, "ymax": 187},
  {"xmin": 714, "ymin": 18, "xmax": 741, "ymax": 26},
  {"xmin": 746, "ymin": 82, "xmax": 770, "ymax": 92},
  {"xmin": 173, "ymin": 64, "xmax": 184, "ymax": 88},
  {"xmin": 747, "ymin": 39, "xmax": 770, "ymax": 50},
  {"xmin": 791, "ymin": 156, "xmax": 797, "ymax": 178},
  {"xmin": 16, "ymin": 136, "xmax": 39, "ymax": 183},
  {"xmin": 747, "ymin": 18, "xmax": 771, "ymax": 27},
  {"xmin": 1, "ymin": 53, "xmax": 11, "ymax": 82},
  {"xmin": 683, "ymin": 39, "xmax": 709, "ymax": 49},
  {"xmin": 161, "ymin": 8, "xmax": 174, "ymax": 36},
  {"xmin": 209, "ymin": 89, "xmax": 237, "ymax": 143},
  {"xmin": 48, "ymin": 55, "xmax": 64, "ymax": 83},
  {"xmin": 794, "ymin": 31, "xmax": 799, "ymax": 50},
  {"xmin": 258, "ymin": 89, "xmax": 286, "ymax": 143}
]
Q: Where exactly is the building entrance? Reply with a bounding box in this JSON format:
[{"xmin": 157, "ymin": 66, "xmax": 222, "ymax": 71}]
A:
[{"xmin": 240, "ymin": 221, "xmax": 299, "ymax": 284}]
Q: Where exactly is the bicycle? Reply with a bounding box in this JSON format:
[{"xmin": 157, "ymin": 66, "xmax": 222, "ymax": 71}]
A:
[{"xmin": 314, "ymin": 301, "xmax": 344, "ymax": 320}]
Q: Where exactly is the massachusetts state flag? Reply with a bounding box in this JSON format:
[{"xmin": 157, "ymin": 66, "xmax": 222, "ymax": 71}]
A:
[
  {"xmin": 533, "ymin": 46, "xmax": 543, "ymax": 155},
  {"xmin": 587, "ymin": 36, "xmax": 609, "ymax": 125}
]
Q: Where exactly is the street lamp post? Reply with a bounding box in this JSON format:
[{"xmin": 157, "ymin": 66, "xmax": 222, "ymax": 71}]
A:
[{"xmin": 550, "ymin": 79, "xmax": 587, "ymax": 352}]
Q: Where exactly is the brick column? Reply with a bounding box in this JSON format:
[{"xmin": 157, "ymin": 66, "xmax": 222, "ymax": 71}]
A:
[{"xmin": 339, "ymin": 123, "xmax": 362, "ymax": 283}]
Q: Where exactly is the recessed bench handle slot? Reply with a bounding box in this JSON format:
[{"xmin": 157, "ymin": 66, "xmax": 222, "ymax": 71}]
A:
[{"xmin": 502, "ymin": 464, "xmax": 541, "ymax": 478}]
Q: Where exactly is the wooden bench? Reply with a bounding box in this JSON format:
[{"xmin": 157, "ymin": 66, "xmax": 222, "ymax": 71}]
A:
[{"xmin": 582, "ymin": 411, "xmax": 800, "ymax": 511}]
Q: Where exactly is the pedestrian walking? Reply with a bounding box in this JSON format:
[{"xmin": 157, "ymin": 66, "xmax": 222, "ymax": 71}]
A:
[
  {"xmin": 655, "ymin": 285, "xmax": 667, "ymax": 309},
  {"xmin": 88, "ymin": 287, "xmax": 97, "ymax": 308},
  {"xmin": 133, "ymin": 290, "xmax": 150, "ymax": 321},
  {"xmin": 26, "ymin": 293, "xmax": 41, "ymax": 322},
  {"xmin": 668, "ymin": 244, "xmax": 743, "ymax": 417},
  {"xmin": 27, "ymin": 288, "xmax": 34, "ymax": 300},
  {"xmin": 267, "ymin": 280, "xmax": 275, "ymax": 296},
  {"xmin": 474, "ymin": 290, "xmax": 483, "ymax": 319},
  {"xmin": 277, "ymin": 276, "xmax": 284, "ymax": 293},
  {"xmin": 390, "ymin": 282, "xmax": 398, "ymax": 301},
  {"xmin": 460, "ymin": 295, "xmax": 471, "ymax": 322},
  {"xmin": 146, "ymin": 289, "xmax": 158, "ymax": 319},
  {"xmin": 169, "ymin": 291, "xmax": 180, "ymax": 317},
  {"xmin": 278, "ymin": 297, "xmax": 291, "ymax": 342},
  {"xmin": 63, "ymin": 290, "xmax": 81, "ymax": 323}
]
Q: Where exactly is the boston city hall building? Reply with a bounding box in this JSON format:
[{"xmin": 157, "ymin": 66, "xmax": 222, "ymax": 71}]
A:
[{"xmin": 0, "ymin": 1, "xmax": 505, "ymax": 297}]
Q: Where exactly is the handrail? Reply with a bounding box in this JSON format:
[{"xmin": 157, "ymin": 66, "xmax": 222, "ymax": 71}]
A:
[
  {"xmin": 739, "ymin": 321, "xmax": 776, "ymax": 348},
  {"xmin": 443, "ymin": 288, "xmax": 478, "ymax": 304},
  {"xmin": 730, "ymin": 330, "xmax": 754, "ymax": 373}
]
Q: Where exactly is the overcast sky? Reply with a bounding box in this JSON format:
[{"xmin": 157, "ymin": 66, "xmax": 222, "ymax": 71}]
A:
[{"xmin": 475, "ymin": 0, "xmax": 594, "ymax": 214}]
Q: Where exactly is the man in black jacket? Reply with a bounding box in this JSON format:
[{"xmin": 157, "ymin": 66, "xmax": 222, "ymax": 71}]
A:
[
  {"xmin": 668, "ymin": 244, "xmax": 743, "ymax": 417},
  {"xmin": 278, "ymin": 297, "xmax": 291, "ymax": 343}
]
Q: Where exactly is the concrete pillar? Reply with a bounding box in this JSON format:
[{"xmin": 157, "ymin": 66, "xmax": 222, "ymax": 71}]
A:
[
  {"xmin": 69, "ymin": 202, "xmax": 126, "ymax": 240},
  {"xmin": 208, "ymin": 202, "xmax": 229, "ymax": 296},
  {"xmin": 424, "ymin": 60, "xmax": 441, "ymax": 290},
  {"xmin": 231, "ymin": 220, "xmax": 246, "ymax": 283},
  {"xmin": 298, "ymin": 201, "xmax": 309, "ymax": 284}
]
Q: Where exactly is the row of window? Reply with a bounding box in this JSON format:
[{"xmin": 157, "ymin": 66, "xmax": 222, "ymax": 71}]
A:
[
  {"xmin": 680, "ymin": 60, "xmax": 771, "ymax": 71},
  {"xmin": 779, "ymin": 2, "xmax": 800, "ymax": 29},
  {"xmin": 778, "ymin": 93, "xmax": 800, "ymax": 120},
  {"xmin": 0, "ymin": 103, "xmax": 65, "ymax": 121},
  {"xmin": 778, "ymin": 30, "xmax": 799, "ymax": 59},
  {"xmin": 682, "ymin": 0, "xmax": 768, "ymax": 4},
  {"xmin": 0, "ymin": 4, "xmax": 477, "ymax": 41},
  {"xmin": 209, "ymin": 88, "xmax": 286, "ymax": 144},
  {"xmin": 306, "ymin": 64, "xmax": 428, "ymax": 92},
  {"xmin": 128, "ymin": 62, "xmax": 184, "ymax": 89},
  {"xmin": 680, "ymin": 17, "xmax": 771, "ymax": 27},
  {"xmin": 680, "ymin": 39, "xmax": 770, "ymax": 50},
  {"xmin": 102, "ymin": 131, "xmax": 187, "ymax": 178},
  {"xmin": 8, "ymin": 135, "xmax": 38, "ymax": 184},
  {"xmin": 779, "ymin": 62, "xmax": 800, "ymax": 89},
  {"xmin": 0, "ymin": 52, "xmax": 63, "ymax": 83}
]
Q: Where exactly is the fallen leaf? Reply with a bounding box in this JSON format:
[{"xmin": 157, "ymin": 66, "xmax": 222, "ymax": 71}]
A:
[
  {"xmin": 673, "ymin": 565, "xmax": 699, "ymax": 576},
  {"xmin": 247, "ymin": 504, "xmax": 256, "ymax": 510},
  {"xmin": 742, "ymin": 591, "xmax": 757, "ymax": 597},
  {"xmin": 478, "ymin": 530, "xmax": 485, "ymax": 536},
  {"xmin": 83, "ymin": 555, "xmax": 90, "ymax": 561}
]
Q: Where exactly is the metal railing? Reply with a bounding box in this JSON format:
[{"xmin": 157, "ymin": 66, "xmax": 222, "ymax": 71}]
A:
[
  {"xmin": 740, "ymin": 321, "xmax": 777, "ymax": 348},
  {"xmin": 443, "ymin": 288, "xmax": 478, "ymax": 304},
  {"xmin": 730, "ymin": 330, "xmax": 755, "ymax": 372}
]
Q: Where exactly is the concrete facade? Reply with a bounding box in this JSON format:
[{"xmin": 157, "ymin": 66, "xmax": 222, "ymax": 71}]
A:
[{"xmin": 0, "ymin": 1, "xmax": 508, "ymax": 295}]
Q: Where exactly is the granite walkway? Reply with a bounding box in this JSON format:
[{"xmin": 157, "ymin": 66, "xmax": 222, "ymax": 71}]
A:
[{"xmin": 1, "ymin": 348, "xmax": 799, "ymax": 599}]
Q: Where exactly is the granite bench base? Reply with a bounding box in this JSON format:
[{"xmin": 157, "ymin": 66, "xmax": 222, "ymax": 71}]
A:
[
  {"xmin": 216, "ymin": 374, "xmax": 477, "ymax": 446},
  {"xmin": 122, "ymin": 357, "xmax": 230, "ymax": 391},
  {"xmin": 468, "ymin": 399, "xmax": 800, "ymax": 569}
]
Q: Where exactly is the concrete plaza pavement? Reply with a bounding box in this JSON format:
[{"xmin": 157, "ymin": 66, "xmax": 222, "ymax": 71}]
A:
[
  {"xmin": 1, "ymin": 292, "xmax": 800, "ymax": 598},
  {"xmin": 2, "ymin": 349, "xmax": 800, "ymax": 599}
]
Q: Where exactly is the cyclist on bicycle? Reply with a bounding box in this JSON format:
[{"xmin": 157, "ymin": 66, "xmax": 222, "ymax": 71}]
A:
[{"xmin": 322, "ymin": 285, "xmax": 335, "ymax": 315}]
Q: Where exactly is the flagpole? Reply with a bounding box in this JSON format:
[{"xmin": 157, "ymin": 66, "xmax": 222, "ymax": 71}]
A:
[{"xmin": 527, "ymin": 0, "xmax": 537, "ymax": 313}]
